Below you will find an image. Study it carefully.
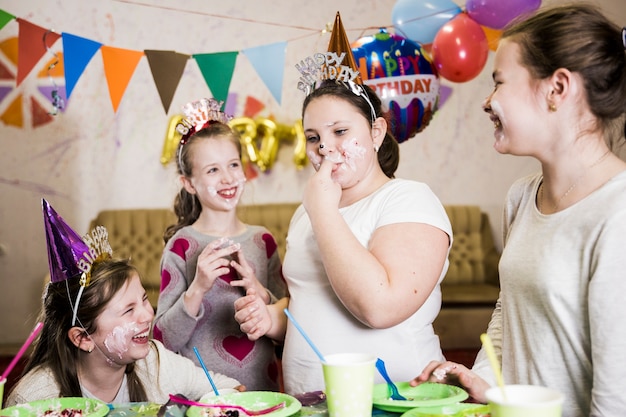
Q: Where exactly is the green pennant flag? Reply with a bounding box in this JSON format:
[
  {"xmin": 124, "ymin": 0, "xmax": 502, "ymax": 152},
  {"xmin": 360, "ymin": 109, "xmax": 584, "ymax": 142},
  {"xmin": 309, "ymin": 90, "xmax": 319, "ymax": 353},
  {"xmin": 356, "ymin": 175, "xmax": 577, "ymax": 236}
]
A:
[
  {"xmin": 0, "ymin": 9, "xmax": 15, "ymax": 32},
  {"xmin": 193, "ymin": 51, "xmax": 238, "ymax": 104}
]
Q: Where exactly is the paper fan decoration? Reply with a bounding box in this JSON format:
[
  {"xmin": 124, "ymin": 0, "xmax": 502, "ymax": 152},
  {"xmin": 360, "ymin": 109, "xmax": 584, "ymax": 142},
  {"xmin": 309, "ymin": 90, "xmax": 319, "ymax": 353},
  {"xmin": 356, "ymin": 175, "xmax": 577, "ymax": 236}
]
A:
[{"xmin": 0, "ymin": 36, "xmax": 66, "ymax": 128}]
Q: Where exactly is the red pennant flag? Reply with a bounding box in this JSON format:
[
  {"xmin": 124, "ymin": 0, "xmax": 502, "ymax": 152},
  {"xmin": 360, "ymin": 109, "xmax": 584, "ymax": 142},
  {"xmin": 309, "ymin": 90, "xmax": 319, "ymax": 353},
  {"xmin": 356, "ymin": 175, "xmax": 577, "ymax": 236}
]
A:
[
  {"xmin": 16, "ymin": 18, "xmax": 60, "ymax": 86},
  {"xmin": 101, "ymin": 45, "xmax": 144, "ymax": 112}
]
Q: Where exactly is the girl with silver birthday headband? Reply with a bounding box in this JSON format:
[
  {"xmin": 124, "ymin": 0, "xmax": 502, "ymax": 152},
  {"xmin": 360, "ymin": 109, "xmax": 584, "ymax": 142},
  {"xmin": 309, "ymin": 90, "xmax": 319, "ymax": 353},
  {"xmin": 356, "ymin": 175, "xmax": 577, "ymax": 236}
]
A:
[{"xmin": 235, "ymin": 77, "xmax": 453, "ymax": 394}]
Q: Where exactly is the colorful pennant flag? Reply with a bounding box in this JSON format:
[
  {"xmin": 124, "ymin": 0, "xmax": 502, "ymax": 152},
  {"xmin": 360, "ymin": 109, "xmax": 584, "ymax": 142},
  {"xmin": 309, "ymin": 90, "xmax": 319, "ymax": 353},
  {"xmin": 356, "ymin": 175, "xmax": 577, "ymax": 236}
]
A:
[
  {"xmin": 144, "ymin": 50, "xmax": 189, "ymax": 114},
  {"xmin": 16, "ymin": 18, "xmax": 60, "ymax": 86},
  {"xmin": 100, "ymin": 45, "xmax": 144, "ymax": 112},
  {"xmin": 242, "ymin": 41, "xmax": 286, "ymax": 105},
  {"xmin": 193, "ymin": 51, "xmax": 238, "ymax": 105},
  {"xmin": 0, "ymin": 9, "xmax": 15, "ymax": 31},
  {"xmin": 62, "ymin": 33, "xmax": 102, "ymax": 100}
]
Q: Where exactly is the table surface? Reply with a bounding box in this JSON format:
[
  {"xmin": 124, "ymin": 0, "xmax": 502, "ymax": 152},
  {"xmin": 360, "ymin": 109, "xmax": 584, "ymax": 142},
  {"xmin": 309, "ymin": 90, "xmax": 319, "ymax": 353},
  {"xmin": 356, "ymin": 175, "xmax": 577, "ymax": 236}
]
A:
[{"xmin": 106, "ymin": 401, "xmax": 404, "ymax": 417}]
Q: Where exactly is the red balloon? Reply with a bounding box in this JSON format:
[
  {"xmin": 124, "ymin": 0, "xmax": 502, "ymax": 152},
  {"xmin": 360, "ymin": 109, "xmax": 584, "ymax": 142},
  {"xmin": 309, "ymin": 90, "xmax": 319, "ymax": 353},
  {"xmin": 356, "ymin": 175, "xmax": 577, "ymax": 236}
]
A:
[{"xmin": 432, "ymin": 13, "xmax": 489, "ymax": 83}]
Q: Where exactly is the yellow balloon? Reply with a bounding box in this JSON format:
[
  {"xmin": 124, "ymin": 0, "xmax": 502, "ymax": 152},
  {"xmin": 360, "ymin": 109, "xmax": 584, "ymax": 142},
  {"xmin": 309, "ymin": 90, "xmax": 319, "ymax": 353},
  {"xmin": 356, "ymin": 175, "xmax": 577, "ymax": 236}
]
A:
[
  {"xmin": 161, "ymin": 114, "xmax": 184, "ymax": 166},
  {"xmin": 293, "ymin": 119, "xmax": 308, "ymax": 170},
  {"xmin": 229, "ymin": 117, "xmax": 259, "ymax": 165},
  {"xmin": 255, "ymin": 117, "xmax": 279, "ymax": 171}
]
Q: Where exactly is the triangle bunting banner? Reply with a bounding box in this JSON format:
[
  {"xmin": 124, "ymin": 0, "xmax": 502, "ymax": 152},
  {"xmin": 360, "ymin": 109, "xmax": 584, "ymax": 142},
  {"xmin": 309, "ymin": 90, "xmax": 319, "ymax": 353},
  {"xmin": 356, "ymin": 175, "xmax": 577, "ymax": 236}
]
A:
[
  {"xmin": 62, "ymin": 33, "xmax": 102, "ymax": 100},
  {"xmin": 144, "ymin": 50, "xmax": 189, "ymax": 114},
  {"xmin": 193, "ymin": 51, "xmax": 238, "ymax": 105},
  {"xmin": 0, "ymin": 9, "xmax": 15, "ymax": 32},
  {"xmin": 16, "ymin": 18, "xmax": 61, "ymax": 86},
  {"xmin": 100, "ymin": 45, "xmax": 144, "ymax": 112},
  {"xmin": 243, "ymin": 41, "xmax": 286, "ymax": 105}
]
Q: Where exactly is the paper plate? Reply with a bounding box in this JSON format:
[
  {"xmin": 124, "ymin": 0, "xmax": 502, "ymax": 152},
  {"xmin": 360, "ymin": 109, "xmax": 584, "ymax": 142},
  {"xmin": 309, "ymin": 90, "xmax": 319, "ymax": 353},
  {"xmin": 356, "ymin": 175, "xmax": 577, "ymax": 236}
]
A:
[
  {"xmin": 400, "ymin": 402, "xmax": 490, "ymax": 417},
  {"xmin": 373, "ymin": 382, "xmax": 469, "ymax": 412},
  {"xmin": 186, "ymin": 391, "xmax": 302, "ymax": 417},
  {"xmin": 0, "ymin": 397, "xmax": 109, "ymax": 417}
]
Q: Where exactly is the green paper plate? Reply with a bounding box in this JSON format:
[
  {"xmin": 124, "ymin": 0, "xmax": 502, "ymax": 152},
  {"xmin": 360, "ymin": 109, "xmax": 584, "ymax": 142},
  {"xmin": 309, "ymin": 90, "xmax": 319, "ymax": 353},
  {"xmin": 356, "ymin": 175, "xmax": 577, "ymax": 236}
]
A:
[
  {"xmin": 400, "ymin": 402, "xmax": 490, "ymax": 417},
  {"xmin": 107, "ymin": 402, "xmax": 162, "ymax": 417},
  {"xmin": 373, "ymin": 382, "xmax": 469, "ymax": 412},
  {"xmin": 0, "ymin": 397, "xmax": 109, "ymax": 417},
  {"xmin": 186, "ymin": 391, "xmax": 302, "ymax": 417}
]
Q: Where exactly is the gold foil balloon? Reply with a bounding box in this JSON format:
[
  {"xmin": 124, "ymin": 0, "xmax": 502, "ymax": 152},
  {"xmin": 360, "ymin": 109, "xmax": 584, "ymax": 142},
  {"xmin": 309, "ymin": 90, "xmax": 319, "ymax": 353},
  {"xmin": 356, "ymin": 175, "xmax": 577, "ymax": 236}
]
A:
[
  {"xmin": 161, "ymin": 114, "xmax": 184, "ymax": 165},
  {"xmin": 293, "ymin": 120, "xmax": 308, "ymax": 169},
  {"xmin": 229, "ymin": 117, "xmax": 260, "ymax": 166},
  {"xmin": 226, "ymin": 116, "xmax": 308, "ymax": 172},
  {"xmin": 255, "ymin": 117, "xmax": 279, "ymax": 171}
]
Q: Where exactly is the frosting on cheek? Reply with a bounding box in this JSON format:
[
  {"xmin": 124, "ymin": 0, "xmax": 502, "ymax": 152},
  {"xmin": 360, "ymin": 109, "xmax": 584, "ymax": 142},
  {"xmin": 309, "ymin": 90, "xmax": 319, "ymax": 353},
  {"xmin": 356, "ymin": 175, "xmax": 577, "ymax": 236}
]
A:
[
  {"xmin": 341, "ymin": 137, "xmax": 366, "ymax": 171},
  {"xmin": 207, "ymin": 186, "xmax": 218, "ymax": 197},
  {"xmin": 104, "ymin": 322, "xmax": 140, "ymax": 359}
]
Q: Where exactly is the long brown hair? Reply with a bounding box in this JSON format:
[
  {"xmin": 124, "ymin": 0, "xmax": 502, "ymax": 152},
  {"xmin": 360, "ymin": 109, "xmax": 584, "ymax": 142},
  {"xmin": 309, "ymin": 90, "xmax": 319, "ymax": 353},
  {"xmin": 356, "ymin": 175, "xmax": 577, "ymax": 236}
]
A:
[{"xmin": 20, "ymin": 259, "xmax": 150, "ymax": 401}]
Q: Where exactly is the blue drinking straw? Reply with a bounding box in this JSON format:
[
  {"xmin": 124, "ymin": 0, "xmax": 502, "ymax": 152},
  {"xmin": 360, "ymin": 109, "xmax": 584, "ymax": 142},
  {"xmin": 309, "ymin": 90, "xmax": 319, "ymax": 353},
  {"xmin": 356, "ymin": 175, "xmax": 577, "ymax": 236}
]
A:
[
  {"xmin": 284, "ymin": 308, "xmax": 326, "ymax": 362},
  {"xmin": 193, "ymin": 346, "xmax": 219, "ymax": 396}
]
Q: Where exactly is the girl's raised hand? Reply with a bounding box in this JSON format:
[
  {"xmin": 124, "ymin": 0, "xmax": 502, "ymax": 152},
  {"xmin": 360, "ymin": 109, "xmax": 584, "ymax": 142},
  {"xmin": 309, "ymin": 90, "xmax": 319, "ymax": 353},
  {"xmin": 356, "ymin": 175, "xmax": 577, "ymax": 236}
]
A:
[
  {"xmin": 190, "ymin": 237, "xmax": 241, "ymax": 294},
  {"xmin": 234, "ymin": 288, "xmax": 272, "ymax": 341},
  {"xmin": 303, "ymin": 157, "xmax": 341, "ymax": 217},
  {"xmin": 230, "ymin": 250, "xmax": 270, "ymax": 303}
]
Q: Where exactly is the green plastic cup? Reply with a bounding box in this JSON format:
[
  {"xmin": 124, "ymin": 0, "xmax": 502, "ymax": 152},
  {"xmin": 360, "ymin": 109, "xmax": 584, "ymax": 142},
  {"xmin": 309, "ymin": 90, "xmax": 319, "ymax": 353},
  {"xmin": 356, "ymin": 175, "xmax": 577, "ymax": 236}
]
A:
[
  {"xmin": 0, "ymin": 376, "xmax": 6, "ymax": 409},
  {"xmin": 486, "ymin": 385, "xmax": 563, "ymax": 417},
  {"xmin": 322, "ymin": 353, "xmax": 376, "ymax": 417}
]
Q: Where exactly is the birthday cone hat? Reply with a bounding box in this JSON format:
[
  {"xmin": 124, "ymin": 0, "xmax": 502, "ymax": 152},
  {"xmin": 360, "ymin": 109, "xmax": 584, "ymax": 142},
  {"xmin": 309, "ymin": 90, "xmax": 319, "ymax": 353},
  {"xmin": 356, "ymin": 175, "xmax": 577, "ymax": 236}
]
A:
[
  {"xmin": 42, "ymin": 198, "xmax": 90, "ymax": 283},
  {"xmin": 327, "ymin": 11, "xmax": 361, "ymax": 84}
]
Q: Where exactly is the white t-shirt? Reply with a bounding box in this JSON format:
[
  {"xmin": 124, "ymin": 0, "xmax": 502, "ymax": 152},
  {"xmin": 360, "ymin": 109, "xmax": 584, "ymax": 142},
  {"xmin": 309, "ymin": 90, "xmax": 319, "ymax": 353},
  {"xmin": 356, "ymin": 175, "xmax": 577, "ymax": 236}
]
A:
[{"xmin": 282, "ymin": 178, "xmax": 452, "ymax": 394}]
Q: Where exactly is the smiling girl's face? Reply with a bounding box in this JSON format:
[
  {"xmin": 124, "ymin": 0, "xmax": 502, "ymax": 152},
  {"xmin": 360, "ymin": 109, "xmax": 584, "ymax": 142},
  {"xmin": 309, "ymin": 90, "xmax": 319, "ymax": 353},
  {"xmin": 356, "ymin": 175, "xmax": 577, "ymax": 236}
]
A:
[
  {"xmin": 91, "ymin": 272, "xmax": 154, "ymax": 366},
  {"xmin": 303, "ymin": 96, "xmax": 380, "ymax": 189}
]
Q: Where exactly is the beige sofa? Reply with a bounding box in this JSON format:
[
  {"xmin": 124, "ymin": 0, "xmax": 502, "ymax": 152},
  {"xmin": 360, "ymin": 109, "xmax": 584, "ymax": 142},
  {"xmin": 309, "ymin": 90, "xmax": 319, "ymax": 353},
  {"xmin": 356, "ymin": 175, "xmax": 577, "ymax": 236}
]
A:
[{"xmin": 89, "ymin": 203, "xmax": 500, "ymax": 349}]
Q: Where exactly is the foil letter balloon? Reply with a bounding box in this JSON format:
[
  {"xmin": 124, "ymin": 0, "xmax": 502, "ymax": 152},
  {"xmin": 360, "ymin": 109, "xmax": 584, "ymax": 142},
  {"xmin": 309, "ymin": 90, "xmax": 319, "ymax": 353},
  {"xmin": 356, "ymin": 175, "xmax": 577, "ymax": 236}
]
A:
[{"xmin": 352, "ymin": 29, "xmax": 440, "ymax": 143}]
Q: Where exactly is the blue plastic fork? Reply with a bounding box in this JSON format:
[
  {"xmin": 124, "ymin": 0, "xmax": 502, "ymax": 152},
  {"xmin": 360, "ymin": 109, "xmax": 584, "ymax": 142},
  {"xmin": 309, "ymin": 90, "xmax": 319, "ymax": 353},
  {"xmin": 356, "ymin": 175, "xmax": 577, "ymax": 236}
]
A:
[{"xmin": 375, "ymin": 358, "xmax": 407, "ymax": 401}]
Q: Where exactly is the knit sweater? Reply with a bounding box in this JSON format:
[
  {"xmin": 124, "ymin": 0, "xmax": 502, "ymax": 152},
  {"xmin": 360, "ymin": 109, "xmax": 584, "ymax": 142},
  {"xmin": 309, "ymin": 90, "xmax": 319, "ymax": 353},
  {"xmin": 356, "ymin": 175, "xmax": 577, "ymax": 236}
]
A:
[
  {"xmin": 473, "ymin": 171, "xmax": 626, "ymax": 417},
  {"xmin": 154, "ymin": 225, "xmax": 287, "ymax": 391}
]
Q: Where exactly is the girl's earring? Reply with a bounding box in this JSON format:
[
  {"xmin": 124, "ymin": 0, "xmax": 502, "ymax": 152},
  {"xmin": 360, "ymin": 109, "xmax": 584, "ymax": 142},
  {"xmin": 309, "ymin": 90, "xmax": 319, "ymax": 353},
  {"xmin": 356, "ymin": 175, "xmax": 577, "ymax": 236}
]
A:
[
  {"xmin": 374, "ymin": 144, "xmax": 379, "ymax": 153},
  {"xmin": 548, "ymin": 102, "xmax": 557, "ymax": 112}
]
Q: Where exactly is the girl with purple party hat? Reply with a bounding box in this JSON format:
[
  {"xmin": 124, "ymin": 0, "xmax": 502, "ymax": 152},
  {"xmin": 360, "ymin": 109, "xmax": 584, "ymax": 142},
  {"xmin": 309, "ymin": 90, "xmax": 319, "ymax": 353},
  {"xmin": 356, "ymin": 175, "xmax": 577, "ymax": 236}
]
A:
[{"xmin": 6, "ymin": 199, "xmax": 241, "ymax": 406}]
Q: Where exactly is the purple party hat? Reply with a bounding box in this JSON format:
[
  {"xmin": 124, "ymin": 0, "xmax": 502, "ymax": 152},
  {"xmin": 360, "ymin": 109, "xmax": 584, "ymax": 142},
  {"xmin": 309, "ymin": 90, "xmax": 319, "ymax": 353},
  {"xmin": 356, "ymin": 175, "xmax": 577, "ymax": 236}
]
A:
[{"xmin": 42, "ymin": 198, "xmax": 91, "ymax": 283}]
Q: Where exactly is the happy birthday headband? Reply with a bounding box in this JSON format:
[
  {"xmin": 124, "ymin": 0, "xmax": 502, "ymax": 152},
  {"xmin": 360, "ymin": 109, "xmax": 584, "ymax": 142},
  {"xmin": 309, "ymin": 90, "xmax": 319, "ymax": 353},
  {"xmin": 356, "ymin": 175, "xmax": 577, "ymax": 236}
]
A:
[
  {"xmin": 295, "ymin": 12, "xmax": 376, "ymax": 123},
  {"xmin": 42, "ymin": 199, "xmax": 113, "ymax": 326},
  {"xmin": 176, "ymin": 98, "xmax": 232, "ymax": 145}
]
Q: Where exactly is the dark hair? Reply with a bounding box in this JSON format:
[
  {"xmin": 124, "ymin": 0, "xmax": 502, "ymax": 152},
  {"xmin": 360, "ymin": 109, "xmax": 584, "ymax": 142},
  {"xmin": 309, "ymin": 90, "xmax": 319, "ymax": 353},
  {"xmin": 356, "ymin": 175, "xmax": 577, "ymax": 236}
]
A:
[
  {"xmin": 503, "ymin": 3, "xmax": 626, "ymax": 139},
  {"xmin": 164, "ymin": 122, "xmax": 242, "ymax": 242},
  {"xmin": 20, "ymin": 259, "xmax": 150, "ymax": 401},
  {"xmin": 302, "ymin": 80, "xmax": 400, "ymax": 178}
]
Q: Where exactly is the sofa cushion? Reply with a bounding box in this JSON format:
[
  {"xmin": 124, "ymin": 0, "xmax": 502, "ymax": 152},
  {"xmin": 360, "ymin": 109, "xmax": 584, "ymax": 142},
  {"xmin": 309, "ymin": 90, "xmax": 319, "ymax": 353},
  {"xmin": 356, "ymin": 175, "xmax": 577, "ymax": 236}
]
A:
[{"xmin": 89, "ymin": 209, "xmax": 176, "ymax": 308}]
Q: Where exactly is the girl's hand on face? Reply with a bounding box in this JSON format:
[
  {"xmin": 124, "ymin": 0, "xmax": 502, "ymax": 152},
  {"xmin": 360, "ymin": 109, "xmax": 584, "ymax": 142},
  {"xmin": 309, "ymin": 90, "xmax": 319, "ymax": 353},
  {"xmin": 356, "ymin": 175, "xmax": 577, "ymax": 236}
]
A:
[
  {"xmin": 229, "ymin": 251, "xmax": 270, "ymax": 303},
  {"xmin": 303, "ymin": 158, "xmax": 341, "ymax": 217},
  {"xmin": 234, "ymin": 288, "xmax": 272, "ymax": 341},
  {"xmin": 189, "ymin": 239, "xmax": 240, "ymax": 294},
  {"xmin": 410, "ymin": 360, "xmax": 490, "ymax": 403}
]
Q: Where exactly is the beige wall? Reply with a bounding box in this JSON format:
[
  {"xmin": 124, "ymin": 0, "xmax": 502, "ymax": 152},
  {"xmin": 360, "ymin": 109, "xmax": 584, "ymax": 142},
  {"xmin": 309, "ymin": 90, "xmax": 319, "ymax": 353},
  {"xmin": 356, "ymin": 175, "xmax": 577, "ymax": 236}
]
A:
[{"xmin": 0, "ymin": 0, "xmax": 624, "ymax": 345}]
